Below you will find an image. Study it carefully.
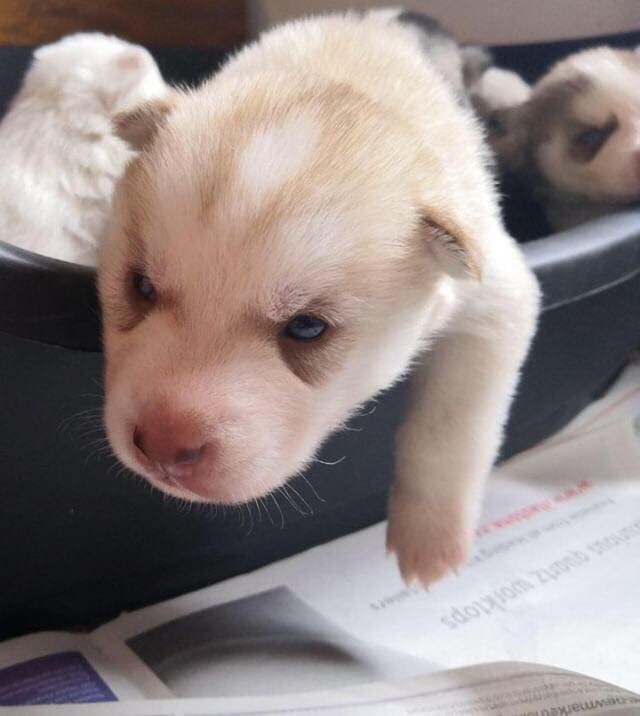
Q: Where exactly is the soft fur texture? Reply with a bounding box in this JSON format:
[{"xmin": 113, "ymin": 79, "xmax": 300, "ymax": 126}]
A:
[
  {"xmin": 479, "ymin": 46, "xmax": 640, "ymax": 230},
  {"xmin": 470, "ymin": 65, "xmax": 532, "ymax": 118},
  {"xmin": 100, "ymin": 10, "xmax": 539, "ymax": 587},
  {"xmin": 0, "ymin": 33, "xmax": 167, "ymax": 265}
]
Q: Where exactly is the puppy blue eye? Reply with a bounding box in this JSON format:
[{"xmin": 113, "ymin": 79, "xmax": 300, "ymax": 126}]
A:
[
  {"xmin": 132, "ymin": 272, "xmax": 156, "ymax": 302},
  {"xmin": 285, "ymin": 315, "xmax": 327, "ymax": 341}
]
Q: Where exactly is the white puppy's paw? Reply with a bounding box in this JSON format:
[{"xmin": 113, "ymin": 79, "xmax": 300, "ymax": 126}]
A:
[{"xmin": 386, "ymin": 484, "xmax": 473, "ymax": 588}]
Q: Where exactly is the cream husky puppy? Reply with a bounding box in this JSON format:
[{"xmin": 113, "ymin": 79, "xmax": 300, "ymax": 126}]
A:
[
  {"xmin": 101, "ymin": 10, "xmax": 539, "ymax": 586},
  {"xmin": 0, "ymin": 33, "xmax": 167, "ymax": 265}
]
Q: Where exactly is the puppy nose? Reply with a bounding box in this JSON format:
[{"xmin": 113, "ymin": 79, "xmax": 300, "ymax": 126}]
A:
[{"xmin": 132, "ymin": 411, "xmax": 208, "ymax": 470}]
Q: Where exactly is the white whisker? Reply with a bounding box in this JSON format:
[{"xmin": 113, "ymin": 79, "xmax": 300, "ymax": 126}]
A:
[{"xmin": 314, "ymin": 455, "xmax": 346, "ymax": 466}]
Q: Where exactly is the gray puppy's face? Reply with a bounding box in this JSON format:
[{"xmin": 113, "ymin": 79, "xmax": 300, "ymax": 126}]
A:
[{"xmin": 485, "ymin": 47, "xmax": 640, "ymax": 203}]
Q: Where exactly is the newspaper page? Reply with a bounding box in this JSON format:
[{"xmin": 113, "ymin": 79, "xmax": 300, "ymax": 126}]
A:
[
  {"xmin": 0, "ymin": 631, "xmax": 153, "ymax": 705},
  {"xmin": 12, "ymin": 662, "xmax": 640, "ymax": 715}
]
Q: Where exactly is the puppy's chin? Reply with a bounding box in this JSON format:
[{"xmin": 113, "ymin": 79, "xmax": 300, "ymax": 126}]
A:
[
  {"xmin": 606, "ymin": 183, "xmax": 640, "ymax": 204},
  {"xmin": 580, "ymin": 184, "xmax": 640, "ymax": 206},
  {"xmin": 113, "ymin": 443, "xmax": 296, "ymax": 504},
  {"xmin": 140, "ymin": 467, "xmax": 287, "ymax": 505}
]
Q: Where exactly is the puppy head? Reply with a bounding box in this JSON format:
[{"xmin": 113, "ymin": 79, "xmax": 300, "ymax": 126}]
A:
[
  {"xmin": 486, "ymin": 47, "xmax": 640, "ymax": 202},
  {"xmin": 25, "ymin": 33, "xmax": 166, "ymax": 121},
  {"xmin": 100, "ymin": 78, "xmax": 480, "ymax": 504}
]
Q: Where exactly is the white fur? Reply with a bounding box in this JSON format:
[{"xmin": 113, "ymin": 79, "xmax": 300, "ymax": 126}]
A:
[
  {"xmin": 0, "ymin": 33, "xmax": 167, "ymax": 265},
  {"xmin": 473, "ymin": 66, "xmax": 532, "ymax": 110},
  {"xmin": 100, "ymin": 10, "xmax": 539, "ymax": 587},
  {"xmin": 238, "ymin": 115, "xmax": 320, "ymax": 207}
]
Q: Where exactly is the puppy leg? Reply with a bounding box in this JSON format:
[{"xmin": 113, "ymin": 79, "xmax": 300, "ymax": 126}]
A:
[{"xmin": 387, "ymin": 265, "xmax": 539, "ymax": 587}]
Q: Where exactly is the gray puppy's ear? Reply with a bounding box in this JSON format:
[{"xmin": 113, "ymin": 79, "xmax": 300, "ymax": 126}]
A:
[
  {"xmin": 114, "ymin": 95, "xmax": 176, "ymax": 150},
  {"xmin": 460, "ymin": 44, "xmax": 493, "ymax": 89}
]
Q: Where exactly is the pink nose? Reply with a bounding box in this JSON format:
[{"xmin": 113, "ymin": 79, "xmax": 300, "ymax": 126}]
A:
[{"xmin": 132, "ymin": 408, "xmax": 209, "ymax": 472}]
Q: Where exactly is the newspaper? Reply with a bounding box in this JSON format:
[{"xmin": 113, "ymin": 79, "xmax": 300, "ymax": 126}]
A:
[
  {"xmin": 2, "ymin": 364, "xmax": 640, "ymax": 714},
  {"xmin": 2, "ymin": 662, "xmax": 639, "ymax": 715}
]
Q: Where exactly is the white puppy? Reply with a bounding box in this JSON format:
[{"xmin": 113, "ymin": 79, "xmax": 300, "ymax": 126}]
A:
[
  {"xmin": 481, "ymin": 46, "xmax": 640, "ymax": 230},
  {"xmin": 0, "ymin": 33, "xmax": 167, "ymax": 265},
  {"xmin": 100, "ymin": 10, "xmax": 539, "ymax": 587}
]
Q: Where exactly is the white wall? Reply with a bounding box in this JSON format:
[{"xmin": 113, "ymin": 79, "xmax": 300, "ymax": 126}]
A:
[{"xmin": 247, "ymin": 0, "xmax": 640, "ymax": 44}]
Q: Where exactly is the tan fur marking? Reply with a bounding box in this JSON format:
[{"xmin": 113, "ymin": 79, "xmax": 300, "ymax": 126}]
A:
[
  {"xmin": 278, "ymin": 328, "xmax": 350, "ymax": 385},
  {"xmin": 196, "ymin": 82, "xmax": 386, "ymax": 223}
]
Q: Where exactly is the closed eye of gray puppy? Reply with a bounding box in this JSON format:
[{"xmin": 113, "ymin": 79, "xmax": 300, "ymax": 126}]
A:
[{"xmin": 100, "ymin": 10, "xmax": 539, "ymax": 587}]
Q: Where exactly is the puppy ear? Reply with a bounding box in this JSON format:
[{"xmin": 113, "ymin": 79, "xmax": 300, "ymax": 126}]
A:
[
  {"xmin": 460, "ymin": 44, "xmax": 493, "ymax": 89},
  {"xmin": 473, "ymin": 67, "xmax": 532, "ymax": 109},
  {"xmin": 114, "ymin": 47, "xmax": 149, "ymax": 72},
  {"xmin": 421, "ymin": 213, "xmax": 483, "ymax": 280},
  {"xmin": 114, "ymin": 95, "xmax": 175, "ymax": 150}
]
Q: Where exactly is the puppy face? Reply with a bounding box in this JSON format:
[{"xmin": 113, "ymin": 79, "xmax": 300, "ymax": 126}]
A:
[
  {"xmin": 27, "ymin": 33, "xmax": 166, "ymax": 119},
  {"xmin": 490, "ymin": 48, "xmax": 640, "ymax": 202},
  {"xmin": 535, "ymin": 49, "xmax": 640, "ymax": 202},
  {"xmin": 100, "ymin": 81, "xmax": 471, "ymax": 503}
]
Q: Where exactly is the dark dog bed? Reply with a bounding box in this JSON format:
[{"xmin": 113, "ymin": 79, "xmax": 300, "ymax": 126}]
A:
[{"xmin": 1, "ymin": 36, "xmax": 640, "ymax": 640}]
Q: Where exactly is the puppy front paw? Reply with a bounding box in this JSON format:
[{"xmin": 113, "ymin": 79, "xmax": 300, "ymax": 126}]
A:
[{"xmin": 386, "ymin": 485, "xmax": 473, "ymax": 588}]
